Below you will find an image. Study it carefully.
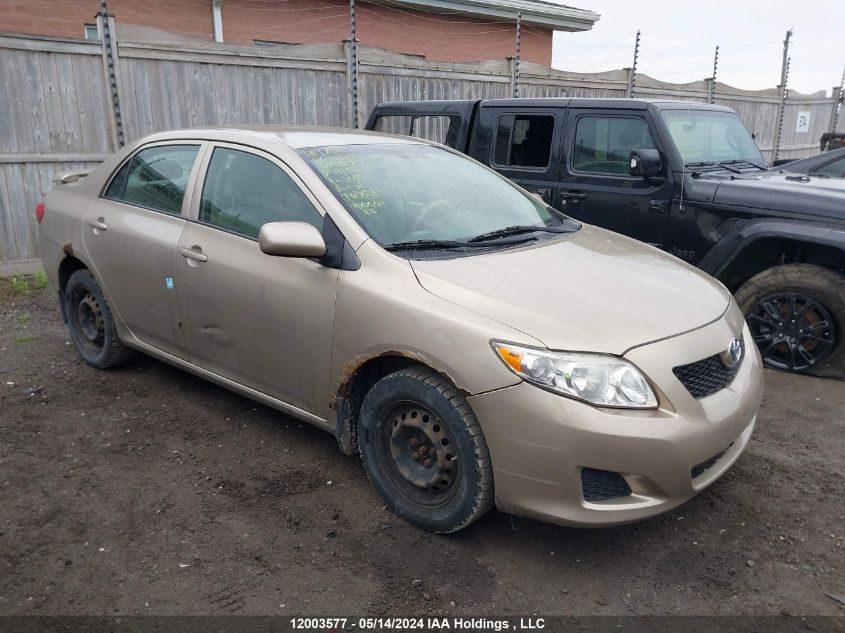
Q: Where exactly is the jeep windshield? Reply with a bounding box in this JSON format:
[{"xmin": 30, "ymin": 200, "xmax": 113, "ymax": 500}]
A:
[
  {"xmin": 660, "ymin": 109, "xmax": 766, "ymax": 171},
  {"xmin": 299, "ymin": 143, "xmax": 579, "ymax": 256}
]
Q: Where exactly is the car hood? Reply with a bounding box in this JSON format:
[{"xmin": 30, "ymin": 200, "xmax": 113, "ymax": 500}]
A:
[
  {"xmin": 411, "ymin": 225, "xmax": 731, "ymax": 355},
  {"xmin": 709, "ymin": 171, "xmax": 845, "ymax": 220}
]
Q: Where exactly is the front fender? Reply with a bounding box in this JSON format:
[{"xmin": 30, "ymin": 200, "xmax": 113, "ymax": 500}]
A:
[{"xmin": 698, "ymin": 218, "xmax": 845, "ymax": 278}]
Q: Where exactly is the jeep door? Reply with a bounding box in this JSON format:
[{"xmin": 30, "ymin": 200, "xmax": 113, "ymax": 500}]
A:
[
  {"xmin": 82, "ymin": 141, "xmax": 205, "ymax": 359},
  {"xmin": 175, "ymin": 143, "xmax": 339, "ymax": 418},
  {"xmin": 559, "ymin": 109, "xmax": 673, "ymax": 248}
]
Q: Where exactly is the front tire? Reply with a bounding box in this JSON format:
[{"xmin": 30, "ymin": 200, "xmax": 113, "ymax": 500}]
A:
[
  {"xmin": 65, "ymin": 269, "xmax": 136, "ymax": 369},
  {"xmin": 735, "ymin": 264, "xmax": 845, "ymax": 377},
  {"xmin": 358, "ymin": 367, "xmax": 494, "ymax": 533}
]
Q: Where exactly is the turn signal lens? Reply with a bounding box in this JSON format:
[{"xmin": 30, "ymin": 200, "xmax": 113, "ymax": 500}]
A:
[{"xmin": 492, "ymin": 341, "xmax": 658, "ymax": 409}]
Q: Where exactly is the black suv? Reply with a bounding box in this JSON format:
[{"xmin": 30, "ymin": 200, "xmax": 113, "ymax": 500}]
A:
[{"xmin": 366, "ymin": 98, "xmax": 845, "ymax": 377}]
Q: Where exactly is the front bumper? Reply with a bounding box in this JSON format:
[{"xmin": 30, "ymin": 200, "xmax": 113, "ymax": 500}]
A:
[{"xmin": 466, "ymin": 306, "xmax": 764, "ymax": 527}]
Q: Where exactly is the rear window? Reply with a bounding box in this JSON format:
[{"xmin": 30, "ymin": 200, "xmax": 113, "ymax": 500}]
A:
[
  {"xmin": 104, "ymin": 144, "xmax": 199, "ymax": 215},
  {"xmin": 492, "ymin": 114, "xmax": 554, "ymax": 169},
  {"xmin": 373, "ymin": 114, "xmax": 459, "ymax": 146}
]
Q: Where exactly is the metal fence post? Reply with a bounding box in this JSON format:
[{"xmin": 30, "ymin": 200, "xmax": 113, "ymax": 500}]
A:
[
  {"xmin": 831, "ymin": 67, "xmax": 844, "ymax": 133},
  {"xmin": 96, "ymin": 1, "xmax": 125, "ymax": 149},
  {"xmin": 626, "ymin": 30, "xmax": 640, "ymax": 98},
  {"xmin": 345, "ymin": 0, "xmax": 360, "ymax": 129},
  {"xmin": 773, "ymin": 30, "xmax": 792, "ymax": 161},
  {"xmin": 708, "ymin": 45, "xmax": 719, "ymax": 104},
  {"xmin": 510, "ymin": 12, "xmax": 521, "ymax": 98}
]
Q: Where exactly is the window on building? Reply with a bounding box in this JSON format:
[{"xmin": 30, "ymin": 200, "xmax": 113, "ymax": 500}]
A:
[
  {"xmin": 200, "ymin": 147, "xmax": 322, "ymax": 239},
  {"xmin": 104, "ymin": 145, "xmax": 200, "ymax": 215},
  {"xmin": 492, "ymin": 114, "xmax": 554, "ymax": 169},
  {"xmin": 572, "ymin": 116, "xmax": 657, "ymax": 175},
  {"xmin": 84, "ymin": 24, "xmax": 99, "ymax": 41}
]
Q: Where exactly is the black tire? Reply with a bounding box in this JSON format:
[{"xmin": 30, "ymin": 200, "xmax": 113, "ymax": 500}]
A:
[
  {"xmin": 735, "ymin": 264, "xmax": 845, "ymax": 378},
  {"xmin": 357, "ymin": 367, "xmax": 494, "ymax": 533},
  {"xmin": 64, "ymin": 269, "xmax": 136, "ymax": 369}
]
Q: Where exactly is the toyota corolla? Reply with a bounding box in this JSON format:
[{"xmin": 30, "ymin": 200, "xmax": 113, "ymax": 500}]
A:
[{"xmin": 37, "ymin": 128, "xmax": 764, "ymax": 533}]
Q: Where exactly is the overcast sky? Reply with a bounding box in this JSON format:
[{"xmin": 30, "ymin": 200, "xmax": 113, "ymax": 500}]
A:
[{"xmin": 551, "ymin": 1, "xmax": 845, "ymax": 95}]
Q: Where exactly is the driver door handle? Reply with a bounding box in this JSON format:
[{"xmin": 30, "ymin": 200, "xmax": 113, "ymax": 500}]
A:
[{"xmin": 179, "ymin": 246, "xmax": 208, "ymax": 263}]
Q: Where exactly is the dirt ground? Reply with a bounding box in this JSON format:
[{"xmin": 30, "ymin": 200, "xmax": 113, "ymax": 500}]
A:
[{"xmin": 1, "ymin": 279, "xmax": 843, "ymax": 617}]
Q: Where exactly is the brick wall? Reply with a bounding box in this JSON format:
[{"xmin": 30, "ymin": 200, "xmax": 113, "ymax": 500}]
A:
[{"xmin": 0, "ymin": 0, "xmax": 552, "ymax": 65}]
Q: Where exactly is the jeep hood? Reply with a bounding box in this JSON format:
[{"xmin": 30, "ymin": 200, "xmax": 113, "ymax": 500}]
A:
[
  {"xmin": 710, "ymin": 172, "xmax": 845, "ymax": 220},
  {"xmin": 411, "ymin": 225, "xmax": 731, "ymax": 355}
]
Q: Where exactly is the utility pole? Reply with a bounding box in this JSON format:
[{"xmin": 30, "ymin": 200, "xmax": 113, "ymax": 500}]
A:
[
  {"xmin": 626, "ymin": 30, "xmax": 640, "ymax": 98},
  {"xmin": 708, "ymin": 45, "xmax": 719, "ymax": 104},
  {"xmin": 773, "ymin": 29, "xmax": 792, "ymax": 161},
  {"xmin": 510, "ymin": 12, "xmax": 522, "ymax": 98},
  {"xmin": 346, "ymin": 0, "xmax": 359, "ymax": 129}
]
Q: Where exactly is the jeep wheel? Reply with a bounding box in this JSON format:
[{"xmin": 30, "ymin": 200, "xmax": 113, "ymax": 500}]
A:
[
  {"xmin": 65, "ymin": 269, "xmax": 136, "ymax": 369},
  {"xmin": 357, "ymin": 367, "xmax": 494, "ymax": 533},
  {"xmin": 735, "ymin": 264, "xmax": 845, "ymax": 377}
]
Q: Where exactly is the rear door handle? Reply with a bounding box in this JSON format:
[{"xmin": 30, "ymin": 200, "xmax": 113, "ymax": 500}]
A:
[
  {"xmin": 535, "ymin": 188, "xmax": 552, "ymax": 203},
  {"xmin": 560, "ymin": 191, "xmax": 587, "ymax": 202},
  {"xmin": 87, "ymin": 217, "xmax": 108, "ymax": 231},
  {"xmin": 179, "ymin": 246, "xmax": 208, "ymax": 263}
]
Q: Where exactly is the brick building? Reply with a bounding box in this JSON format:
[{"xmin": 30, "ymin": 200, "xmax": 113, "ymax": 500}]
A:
[{"xmin": 0, "ymin": 0, "xmax": 598, "ymax": 65}]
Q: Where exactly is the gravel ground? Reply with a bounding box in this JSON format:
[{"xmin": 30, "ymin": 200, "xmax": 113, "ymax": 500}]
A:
[{"xmin": 0, "ymin": 279, "xmax": 843, "ymax": 617}]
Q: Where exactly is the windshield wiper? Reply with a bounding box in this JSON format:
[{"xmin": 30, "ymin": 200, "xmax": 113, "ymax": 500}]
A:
[
  {"xmin": 685, "ymin": 161, "xmax": 741, "ymax": 174},
  {"xmin": 467, "ymin": 224, "xmax": 573, "ymax": 243},
  {"xmin": 383, "ymin": 239, "xmax": 473, "ymax": 251}
]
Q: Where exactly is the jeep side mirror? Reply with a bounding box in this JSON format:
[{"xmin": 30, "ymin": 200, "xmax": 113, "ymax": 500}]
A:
[{"xmin": 629, "ymin": 149, "xmax": 663, "ymax": 178}]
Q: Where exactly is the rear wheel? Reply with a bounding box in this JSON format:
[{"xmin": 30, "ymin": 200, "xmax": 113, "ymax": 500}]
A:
[
  {"xmin": 735, "ymin": 264, "xmax": 845, "ymax": 377},
  {"xmin": 357, "ymin": 367, "xmax": 494, "ymax": 533},
  {"xmin": 65, "ymin": 269, "xmax": 136, "ymax": 369}
]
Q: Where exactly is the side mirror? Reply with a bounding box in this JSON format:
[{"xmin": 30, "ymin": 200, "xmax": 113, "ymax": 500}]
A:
[
  {"xmin": 258, "ymin": 221, "xmax": 326, "ymax": 258},
  {"xmin": 628, "ymin": 149, "xmax": 663, "ymax": 178}
]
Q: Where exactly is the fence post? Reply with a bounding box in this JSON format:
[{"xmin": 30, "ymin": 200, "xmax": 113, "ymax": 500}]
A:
[
  {"xmin": 510, "ymin": 12, "xmax": 521, "ymax": 98},
  {"xmin": 96, "ymin": 2, "xmax": 125, "ymax": 149},
  {"xmin": 626, "ymin": 30, "xmax": 640, "ymax": 97},
  {"xmin": 345, "ymin": 0, "xmax": 360, "ymax": 129},
  {"xmin": 773, "ymin": 30, "xmax": 792, "ymax": 161},
  {"xmin": 708, "ymin": 45, "xmax": 719, "ymax": 104}
]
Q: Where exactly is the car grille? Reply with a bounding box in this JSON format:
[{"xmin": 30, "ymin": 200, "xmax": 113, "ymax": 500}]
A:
[
  {"xmin": 672, "ymin": 340, "xmax": 744, "ymax": 399},
  {"xmin": 691, "ymin": 443, "xmax": 734, "ymax": 479},
  {"xmin": 581, "ymin": 468, "xmax": 632, "ymax": 501}
]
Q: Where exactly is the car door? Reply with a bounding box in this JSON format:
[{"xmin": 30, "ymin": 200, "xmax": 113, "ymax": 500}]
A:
[
  {"xmin": 175, "ymin": 142, "xmax": 339, "ymax": 417},
  {"xmin": 484, "ymin": 108, "xmax": 564, "ymax": 205},
  {"xmin": 559, "ymin": 110, "xmax": 673, "ymax": 247},
  {"xmin": 82, "ymin": 141, "xmax": 204, "ymax": 359}
]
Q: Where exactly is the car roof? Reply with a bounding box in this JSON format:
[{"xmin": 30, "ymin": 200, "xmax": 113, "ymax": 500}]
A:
[
  {"xmin": 138, "ymin": 126, "xmax": 425, "ymax": 149},
  {"xmin": 481, "ymin": 97, "xmax": 736, "ymax": 113}
]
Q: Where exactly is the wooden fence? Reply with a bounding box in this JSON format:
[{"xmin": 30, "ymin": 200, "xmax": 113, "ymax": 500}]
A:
[{"xmin": 0, "ymin": 30, "xmax": 841, "ymax": 269}]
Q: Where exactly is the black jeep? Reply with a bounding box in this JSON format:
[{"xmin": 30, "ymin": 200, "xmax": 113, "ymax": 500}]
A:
[{"xmin": 366, "ymin": 98, "xmax": 845, "ymax": 377}]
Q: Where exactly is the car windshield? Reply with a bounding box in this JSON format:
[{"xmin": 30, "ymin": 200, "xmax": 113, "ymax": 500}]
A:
[
  {"xmin": 660, "ymin": 109, "xmax": 766, "ymax": 167},
  {"xmin": 298, "ymin": 143, "xmax": 577, "ymax": 250}
]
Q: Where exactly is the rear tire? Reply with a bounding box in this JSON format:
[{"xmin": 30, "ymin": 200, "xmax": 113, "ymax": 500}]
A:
[
  {"xmin": 735, "ymin": 264, "xmax": 845, "ymax": 377},
  {"xmin": 358, "ymin": 367, "xmax": 494, "ymax": 533},
  {"xmin": 65, "ymin": 269, "xmax": 136, "ymax": 369}
]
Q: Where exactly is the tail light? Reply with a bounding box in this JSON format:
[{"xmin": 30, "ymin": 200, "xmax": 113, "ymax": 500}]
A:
[{"xmin": 35, "ymin": 202, "xmax": 46, "ymax": 224}]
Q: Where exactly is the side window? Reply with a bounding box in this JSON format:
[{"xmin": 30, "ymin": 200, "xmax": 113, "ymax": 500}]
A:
[
  {"xmin": 374, "ymin": 115, "xmax": 459, "ymax": 146},
  {"xmin": 814, "ymin": 157, "xmax": 845, "ymax": 178},
  {"xmin": 572, "ymin": 116, "xmax": 657, "ymax": 175},
  {"xmin": 492, "ymin": 114, "xmax": 554, "ymax": 169},
  {"xmin": 200, "ymin": 147, "xmax": 322, "ymax": 239},
  {"xmin": 104, "ymin": 144, "xmax": 199, "ymax": 215}
]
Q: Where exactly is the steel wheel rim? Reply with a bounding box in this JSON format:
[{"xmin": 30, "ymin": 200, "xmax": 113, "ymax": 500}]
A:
[
  {"xmin": 378, "ymin": 401, "xmax": 460, "ymax": 509},
  {"xmin": 71, "ymin": 289, "xmax": 106, "ymax": 354},
  {"xmin": 747, "ymin": 292, "xmax": 836, "ymax": 372}
]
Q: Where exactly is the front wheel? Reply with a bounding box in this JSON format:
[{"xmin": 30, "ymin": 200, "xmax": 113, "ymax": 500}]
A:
[
  {"xmin": 735, "ymin": 264, "xmax": 845, "ymax": 377},
  {"xmin": 357, "ymin": 367, "xmax": 494, "ymax": 533}
]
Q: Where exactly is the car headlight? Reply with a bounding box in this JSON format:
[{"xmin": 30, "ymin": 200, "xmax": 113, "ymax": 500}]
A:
[{"xmin": 491, "ymin": 341, "xmax": 658, "ymax": 408}]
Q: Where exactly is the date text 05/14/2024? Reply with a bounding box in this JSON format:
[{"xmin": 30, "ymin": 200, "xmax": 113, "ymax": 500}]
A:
[{"xmin": 289, "ymin": 617, "xmax": 547, "ymax": 631}]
